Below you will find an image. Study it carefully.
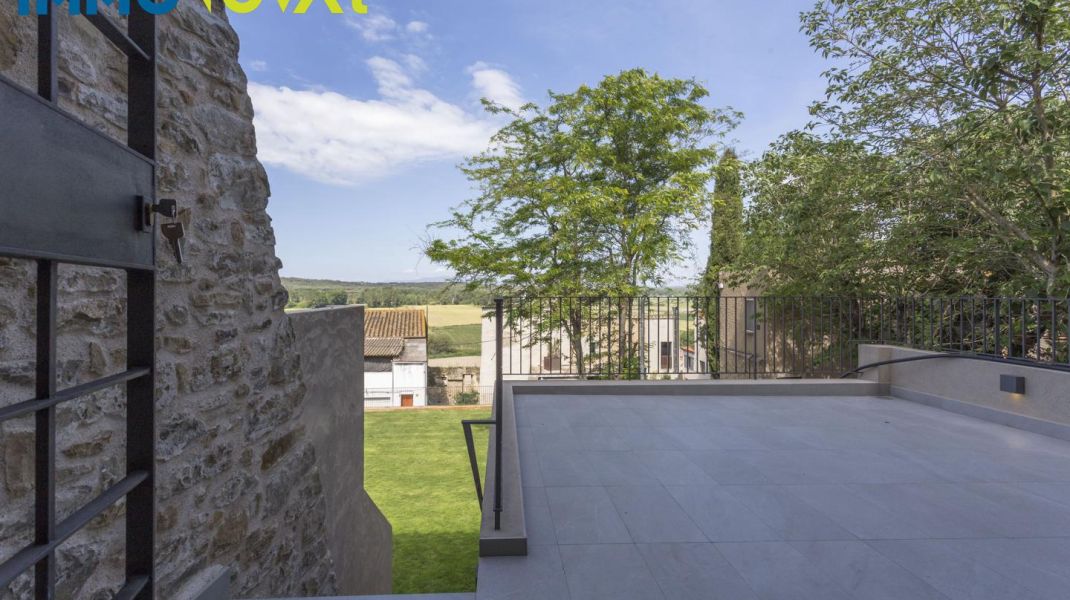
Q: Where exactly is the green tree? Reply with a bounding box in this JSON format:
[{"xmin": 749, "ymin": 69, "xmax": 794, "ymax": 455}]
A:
[
  {"xmin": 427, "ymin": 69, "xmax": 738, "ymax": 374},
  {"xmin": 699, "ymin": 148, "xmax": 743, "ymax": 372},
  {"xmin": 801, "ymin": 0, "xmax": 1070, "ymax": 296},
  {"xmin": 307, "ymin": 290, "xmax": 349, "ymax": 308},
  {"xmin": 737, "ymin": 133, "xmax": 911, "ymax": 296},
  {"xmin": 701, "ymin": 149, "xmax": 743, "ymax": 293}
]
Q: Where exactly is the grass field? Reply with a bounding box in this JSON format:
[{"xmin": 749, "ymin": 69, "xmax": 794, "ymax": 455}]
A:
[
  {"xmin": 402, "ymin": 304, "xmax": 484, "ymax": 327},
  {"xmin": 428, "ymin": 323, "xmax": 483, "ymax": 358},
  {"xmin": 364, "ymin": 407, "xmax": 492, "ymax": 593}
]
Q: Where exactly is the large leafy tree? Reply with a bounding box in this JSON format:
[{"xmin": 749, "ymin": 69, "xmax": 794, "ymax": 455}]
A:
[
  {"xmin": 736, "ymin": 133, "xmax": 898, "ymax": 296},
  {"xmin": 427, "ymin": 69, "xmax": 738, "ymax": 373},
  {"xmin": 800, "ymin": 0, "xmax": 1070, "ymax": 296}
]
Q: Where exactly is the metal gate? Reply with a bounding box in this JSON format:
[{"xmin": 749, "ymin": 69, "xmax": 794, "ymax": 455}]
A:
[{"xmin": 0, "ymin": 5, "xmax": 160, "ymax": 599}]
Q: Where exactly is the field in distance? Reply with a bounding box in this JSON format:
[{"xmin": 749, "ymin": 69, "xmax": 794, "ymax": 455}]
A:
[
  {"xmin": 282, "ymin": 277, "xmax": 490, "ymax": 309},
  {"xmin": 399, "ymin": 305, "xmax": 484, "ymax": 358},
  {"xmin": 401, "ymin": 304, "xmax": 484, "ymax": 327}
]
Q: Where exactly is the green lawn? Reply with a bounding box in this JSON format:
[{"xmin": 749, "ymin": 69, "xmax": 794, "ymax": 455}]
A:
[
  {"xmin": 428, "ymin": 323, "xmax": 483, "ymax": 358},
  {"xmin": 365, "ymin": 407, "xmax": 492, "ymax": 593}
]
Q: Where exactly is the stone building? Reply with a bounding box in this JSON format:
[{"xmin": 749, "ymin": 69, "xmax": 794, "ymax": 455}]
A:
[{"xmin": 0, "ymin": 3, "xmax": 389, "ymax": 599}]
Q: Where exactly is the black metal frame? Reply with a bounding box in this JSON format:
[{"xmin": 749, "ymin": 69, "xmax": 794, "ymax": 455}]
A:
[
  {"xmin": 473, "ymin": 293, "xmax": 1070, "ymax": 529},
  {"xmin": 461, "ymin": 419, "xmax": 494, "ymax": 503},
  {"xmin": 0, "ymin": 4, "xmax": 158, "ymax": 599},
  {"xmin": 495, "ymin": 296, "xmax": 1070, "ymax": 380},
  {"xmin": 461, "ymin": 299, "xmax": 504, "ymax": 530}
]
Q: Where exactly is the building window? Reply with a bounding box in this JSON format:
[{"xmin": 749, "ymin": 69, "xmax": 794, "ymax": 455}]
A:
[
  {"xmin": 745, "ymin": 298, "xmax": 758, "ymax": 334},
  {"xmin": 685, "ymin": 355, "xmax": 694, "ymax": 370},
  {"xmin": 660, "ymin": 341, "xmax": 672, "ymax": 369}
]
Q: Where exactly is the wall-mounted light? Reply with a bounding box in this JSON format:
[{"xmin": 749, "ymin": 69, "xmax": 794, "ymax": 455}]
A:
[{"xmin": 999, "ymin": 374, "xmax": 1026, "ymax": 395}]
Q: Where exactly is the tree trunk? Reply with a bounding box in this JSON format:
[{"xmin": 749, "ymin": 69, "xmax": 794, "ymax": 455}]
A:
[{"xmin": 567, "ymin": 306, "xmax": 587, "ymax": 378}]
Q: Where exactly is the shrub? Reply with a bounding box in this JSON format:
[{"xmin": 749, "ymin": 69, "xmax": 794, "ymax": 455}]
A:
[{"xmin": 455, "ymin": 391, "xmax": 481, "ymax": 405}]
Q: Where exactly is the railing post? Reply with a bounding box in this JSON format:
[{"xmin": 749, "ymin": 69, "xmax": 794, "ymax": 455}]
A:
[{"xmin": 494, "ymin": 298, "xmax": 503, "ymax": 530}]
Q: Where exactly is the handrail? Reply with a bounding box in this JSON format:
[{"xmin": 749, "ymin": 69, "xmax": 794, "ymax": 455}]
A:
[
  {"xmin": 842, "ymin": 352, "xmax": 1070, "ymax": 378},
  {"xmin": 493, "ymin": 298, "xmax": 504, "ymax": 530},
  {"xmin": 464, "ymin": 299, "xmax": 504, "ymax": 525}
]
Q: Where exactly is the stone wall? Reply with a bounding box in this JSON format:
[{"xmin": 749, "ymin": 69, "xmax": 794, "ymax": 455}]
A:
[
  {"xmin": 427, "ymin": 366, "xmax": 488, "ymax": 405},
  {"xmin": 0, "ymin": 4, "xmax": 349, "ymax": 599},
  {"xmin": 289, "ymin": 306, "xmax": 391, "ymax": 595}
]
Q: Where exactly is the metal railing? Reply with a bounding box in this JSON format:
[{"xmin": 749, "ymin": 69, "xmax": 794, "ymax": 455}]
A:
[
  {"xmin": 465, "ymin": 295, "xmax": 1070, "ymax": 532},
  {"xmin": 462, "ymin": 300, "xmax": 504, "ymax": 529},
  {"xmin": 493, "ymin": 296, "xmax": 1070, "ymax": 379}
]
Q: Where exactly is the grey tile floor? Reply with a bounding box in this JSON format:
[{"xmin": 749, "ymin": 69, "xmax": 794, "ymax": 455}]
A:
[{"xmin": 476, "ymin": 394, "xmax": 1070, "ymax": 600}]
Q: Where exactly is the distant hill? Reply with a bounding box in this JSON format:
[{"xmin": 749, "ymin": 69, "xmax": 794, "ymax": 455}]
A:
[
  {"xmin": 281, "ymin": 277, "xmax": 698, "ymax": 310},
  {"xmin": 281, "ymin": 277, "xmax": 491, "ymax": 309}
]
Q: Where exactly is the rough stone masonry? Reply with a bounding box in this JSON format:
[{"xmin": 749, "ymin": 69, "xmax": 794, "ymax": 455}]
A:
[{"xmin": 0, "ymin": 4, "xmax": 344, "ymax": 598}]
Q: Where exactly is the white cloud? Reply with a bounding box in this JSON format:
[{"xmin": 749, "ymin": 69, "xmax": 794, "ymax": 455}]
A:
[
  {"xmin": 347, "ymin": 13, "xmax": 398, "ymax": 42},
  {"xmin": 401, "ymin": 53, "xmax": 427, "ymax": 74},
  {"xmin": 467, "ymin": 62, "xmax": 526, "ymax": 111},
  {"xmin": 249, "ymin": 57, "xmax": 512, "ymax": 186},
  {"xmin": 346, "ymin": 13, "xmax": 431, "ymax": 44},
  {"xmin": 248, "ymin": 60, "xmax": 268, "ymax": 72}
]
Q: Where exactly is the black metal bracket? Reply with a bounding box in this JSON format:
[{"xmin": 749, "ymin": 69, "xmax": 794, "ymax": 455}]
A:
[{"xmin": 462, "ymin": 419, "xmax": 495, "ymax": 504}]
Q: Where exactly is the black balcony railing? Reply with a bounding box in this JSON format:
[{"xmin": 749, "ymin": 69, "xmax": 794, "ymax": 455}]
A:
[
  {"xmin": 467, "ymin": 295, "xmax": 1070, "ymax": 536},
  {"xmin": 492, "ymin": 296, "xmax": 1070, "ymax": 379},
  {"xmin": 463, "ymin": 300, "xmax": 504, "ymax": 529}
]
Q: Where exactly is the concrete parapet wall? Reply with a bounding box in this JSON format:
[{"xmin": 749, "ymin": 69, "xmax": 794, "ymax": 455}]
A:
[
  {"xmin": 859, "ymin": 344, "xmax": 1070, "ymax": 440},
  {"xmin": 290, "ymin": 306, "xmax": 392, "ymax": 595}
]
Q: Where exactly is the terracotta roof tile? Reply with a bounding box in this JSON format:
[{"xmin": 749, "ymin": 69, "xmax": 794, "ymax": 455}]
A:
[
  {"xmin": 365, "ymin": 338, "xmax": 404, "ymax": 358},
  {"xmin": 365, "ymin": 308, "xmax": 427, "ymax": 339}
]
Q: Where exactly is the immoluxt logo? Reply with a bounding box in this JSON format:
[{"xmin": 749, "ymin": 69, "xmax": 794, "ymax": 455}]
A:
[{"xmin": 18, "ymin": 0, "xmax": 368, "ymax": 16}]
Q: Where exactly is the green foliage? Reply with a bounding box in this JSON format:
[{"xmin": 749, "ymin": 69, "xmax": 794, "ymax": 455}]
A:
[
  {"xmin": 740, "ymin": 0, "xmax": 1070, "ymax": 297},
  {"xmin": 454, "ymin": 391, "xmax": 481, "ymax": 405},
  {"xmin": 699, "ymin": 152, "xmax": 742, "ymax": 295},
  {"xmin": 427, "ymin": 69, "xmax": 738, "ymax": 374},
  {"xmin": 289, "ymin": 289, "xmax": 349, "ymax": 309},
  {"xmin": 364, "ymin": 408, "xmax": 490, "ymax": 593},
  {"xmin": 427, "ymin": 68, "xmax": 739, "ymax": 297},
  {"xmin": 704, "ymin": 148, "xmax": 743, "ymax": 288},
  {"xmin": 736, "ymin": 133, "xmax": 908, "ymax": 295}
]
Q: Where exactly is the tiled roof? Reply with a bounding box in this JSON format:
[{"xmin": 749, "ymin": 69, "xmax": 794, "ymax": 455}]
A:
[
  {"xmin": 364, "ymin": 358, "xmax": 394, "ymax": 372},
  {"xmin": 365, "ymin": 308, "xmax": 427, "ymax": 339},
  {"xmin": 365, "ymin": 338, "xmax": 404, "ymax": 358}
]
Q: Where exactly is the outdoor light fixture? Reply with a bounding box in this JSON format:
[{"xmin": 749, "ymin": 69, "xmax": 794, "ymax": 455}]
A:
[{"xmin": 999, "ymin": 374, "xmax": 1026, "ymax": 395}]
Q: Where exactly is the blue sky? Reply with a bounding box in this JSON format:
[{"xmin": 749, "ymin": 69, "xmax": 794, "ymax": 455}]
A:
[{"xmin": 229, "ymin": 0, "xmax": 829, "ymax": 283}]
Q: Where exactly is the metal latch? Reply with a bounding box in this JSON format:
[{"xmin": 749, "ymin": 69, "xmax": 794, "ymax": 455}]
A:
[{"xmin": 137, "ymin": 196, "xmax": 185, "ymax": 264}]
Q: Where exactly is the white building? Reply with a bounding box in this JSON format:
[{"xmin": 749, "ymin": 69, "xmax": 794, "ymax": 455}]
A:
[
  {"xmin": 481, "ymin": 304, "xmax": 708, "ymax": 380},
  {"xmin": 363, "ymin": 308, "xmax": 428, "ymax": 407}
]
